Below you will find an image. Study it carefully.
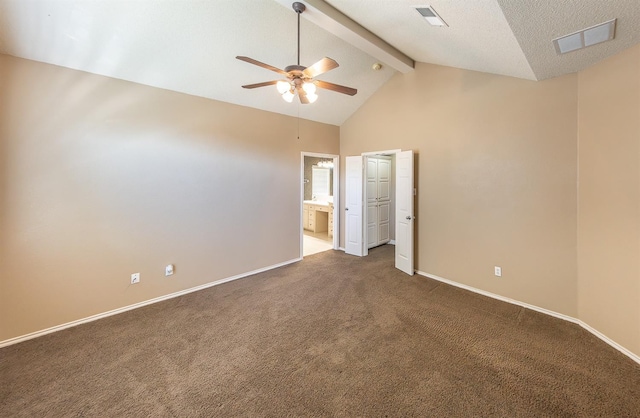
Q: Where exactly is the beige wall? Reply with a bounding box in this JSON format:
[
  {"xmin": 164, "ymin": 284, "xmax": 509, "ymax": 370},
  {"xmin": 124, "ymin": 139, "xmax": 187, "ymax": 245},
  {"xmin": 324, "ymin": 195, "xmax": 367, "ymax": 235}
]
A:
[
  {"xmin": 340, "ymin": 63, "xmax": 579, "ymax": 316},
  {"xmin": 3, "ymin": 45, "xmax": 639, "ymax": 358},
  {"xmin": 0, "ymin": 55, "xmax": 339, "ymax": 342},
  {"xmin": 577, "ymin": 45, "xmax": 640, "ymax": 355}
]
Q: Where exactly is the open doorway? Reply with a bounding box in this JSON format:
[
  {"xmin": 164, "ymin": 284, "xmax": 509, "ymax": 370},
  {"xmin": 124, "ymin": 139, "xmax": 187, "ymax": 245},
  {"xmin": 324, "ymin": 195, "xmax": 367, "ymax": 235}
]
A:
[
  {"xmin": 365, "ymin": 154, "xmax": 394, "ymax": 251},
  {"xmin": 301, "ymin": 152, "xmax": 339, "ymax": 257},
  {"xmin": 345, "ymin": 149, "xmax": 414, "ymax": 275}
]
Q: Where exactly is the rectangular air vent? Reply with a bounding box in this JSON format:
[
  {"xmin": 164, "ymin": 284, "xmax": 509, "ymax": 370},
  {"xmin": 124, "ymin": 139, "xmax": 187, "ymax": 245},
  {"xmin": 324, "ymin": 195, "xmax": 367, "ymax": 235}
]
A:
[
  {"xmin": 553, "ymin": 19, "xmax": 616, "ymax": 54},
  {"xmin": 415, "ymin": 6, "xmax": 448, "ymax": 27}
]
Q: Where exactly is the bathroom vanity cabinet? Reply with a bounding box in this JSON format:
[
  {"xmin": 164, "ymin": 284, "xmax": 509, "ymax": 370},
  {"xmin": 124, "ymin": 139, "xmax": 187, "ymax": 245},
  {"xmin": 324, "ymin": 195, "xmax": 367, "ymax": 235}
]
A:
[{"xmin": 303, "ymin": 202, "xmax": 334, "ymax": 237}]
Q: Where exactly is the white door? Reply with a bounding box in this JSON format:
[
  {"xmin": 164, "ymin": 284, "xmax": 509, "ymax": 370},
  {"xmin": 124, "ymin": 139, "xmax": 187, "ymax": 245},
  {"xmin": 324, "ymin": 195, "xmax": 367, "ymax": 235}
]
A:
[
  {"xmin": 366, "ymin": 156, "xmax": 392, "ymax": 249},
  {"xmin": 366, "ymin": 157, "xmax": 378, "ymax": 248},
  {"xmin": 377, "ymin": 158, "xmax": 391, "ymax": 201},
  {"xmin": 345, "ymin": 156, "xmax": 364, "ymax": 256},
  {"xmin": 367, "ymin": 202, "xmax": 378, "ymax": 247},
  {"xmin": 377, "ymin": 157, "xmax": 391, "ymax": 247},
  {"xmin": 395, "ymin": 150, "xmax": 414, "ymax": 275},
  {"xmin": 378, "ymin": 201, "xmax": 390, "ymax": 243},
  {"xmin": 366, "ymin": 158, "xmax": 377, "ymax": 204}
]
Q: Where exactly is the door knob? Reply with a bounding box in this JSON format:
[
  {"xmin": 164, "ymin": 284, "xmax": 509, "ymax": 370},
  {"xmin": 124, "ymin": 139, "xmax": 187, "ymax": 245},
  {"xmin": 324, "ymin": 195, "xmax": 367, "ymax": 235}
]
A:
[
  {"xmin": 345, "ymin": 207, "xmax": 349, "ymax": 211},
  {"xmin": 406, "ymin": 216, "xmax": 412, "ymax": 220}
]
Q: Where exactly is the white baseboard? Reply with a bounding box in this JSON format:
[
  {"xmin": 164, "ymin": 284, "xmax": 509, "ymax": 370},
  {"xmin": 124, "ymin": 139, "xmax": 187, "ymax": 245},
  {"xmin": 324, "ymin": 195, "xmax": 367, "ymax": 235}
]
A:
[
  {"xmin": 338, "ymin": 247, "xmax": 346, "ymax": 252},
  {"xmin": 0, "ymin": 257, "xmax": 302, "ymax": 348},
  {"xmin": 389, "ymin": 240, "xmax": 396, "ymax": 245},
  {"xmin": 7, "ymin": 262, "xmax": 637, "ymax": 366},
  {"xmin": 416, "ymin": 270, "xmax": 640, "ymax": 365}
]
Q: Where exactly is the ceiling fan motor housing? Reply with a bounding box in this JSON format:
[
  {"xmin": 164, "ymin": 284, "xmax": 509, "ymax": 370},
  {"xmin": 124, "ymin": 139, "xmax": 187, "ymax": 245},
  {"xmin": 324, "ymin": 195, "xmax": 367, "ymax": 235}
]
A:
[{"xmin": 285, "ymin": 64, "xmax": 306, "ymax": 75}]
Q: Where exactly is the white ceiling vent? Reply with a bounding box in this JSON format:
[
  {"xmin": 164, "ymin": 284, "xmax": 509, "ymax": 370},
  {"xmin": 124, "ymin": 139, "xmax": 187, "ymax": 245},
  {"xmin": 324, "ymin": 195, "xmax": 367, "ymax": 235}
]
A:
[
  {"xmin": 553, "ymin": 19, "xmax": 616, "ymax": 54},
  {"xmin": 415, "ymin": 6, "xmax": 448, "ymax": 27}
]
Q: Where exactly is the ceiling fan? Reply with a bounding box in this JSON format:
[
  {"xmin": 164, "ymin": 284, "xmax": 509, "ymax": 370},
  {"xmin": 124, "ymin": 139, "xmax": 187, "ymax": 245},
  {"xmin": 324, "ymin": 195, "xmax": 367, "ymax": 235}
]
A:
[{"xmin": 236, "ymin": 1, "xmax": 357, "ymax": 104}]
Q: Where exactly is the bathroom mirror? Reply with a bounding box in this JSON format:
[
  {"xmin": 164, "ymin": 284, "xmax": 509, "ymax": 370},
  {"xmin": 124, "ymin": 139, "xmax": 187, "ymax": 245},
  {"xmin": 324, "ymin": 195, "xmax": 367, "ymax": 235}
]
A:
[{"xmin": 312, "ymin": 166, "xmax": 330, "ymax": 201}]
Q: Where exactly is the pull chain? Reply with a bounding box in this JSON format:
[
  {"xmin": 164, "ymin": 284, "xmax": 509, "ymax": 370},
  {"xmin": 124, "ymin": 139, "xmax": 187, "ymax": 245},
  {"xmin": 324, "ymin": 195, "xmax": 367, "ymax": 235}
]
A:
[{"xmin": 297, "ymin": 105, "xmax": 300, "ymax": 140}]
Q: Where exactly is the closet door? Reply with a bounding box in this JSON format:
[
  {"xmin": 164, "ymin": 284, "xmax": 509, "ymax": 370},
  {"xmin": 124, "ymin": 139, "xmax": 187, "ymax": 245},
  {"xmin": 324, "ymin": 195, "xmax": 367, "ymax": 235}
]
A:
[
  {"xmin": 366, "ymin": 158, "xmax": 378, "ymax": 204},
  {"xmin": 367, "ymin": 202, "xmax": 378, "ymax": 248},
  {"xmin": 366, "ymin": 156, "xmax": 392, "ymax": 249},
  {"xmin": 377, "ymin": 158, "xmax": 391, "ymax": 201},
  {"xmin": 376, "ymin": 157, "xmax": 391, "ymax": 246},
  {"xmin": 366, "ymin": 157, "xmax": 377, "ymax": 248},
  {"xmin": 377, "ymin": 201, "xmax": 390, "ymax": 243}
]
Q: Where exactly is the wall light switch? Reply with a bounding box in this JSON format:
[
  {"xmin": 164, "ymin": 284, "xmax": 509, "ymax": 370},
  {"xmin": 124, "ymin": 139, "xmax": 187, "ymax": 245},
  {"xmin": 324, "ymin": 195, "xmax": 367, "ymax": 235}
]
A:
[
  {"xmin": 165, "ymin": 264, "xmax": 174, "ymax": 276},
  {"xmin": 494, "ymin": 266, "xmax": 502, "ymax": 277},
  {"xmin": 131, "ymin": 273, "xmax": 140, "ymax": 284}
]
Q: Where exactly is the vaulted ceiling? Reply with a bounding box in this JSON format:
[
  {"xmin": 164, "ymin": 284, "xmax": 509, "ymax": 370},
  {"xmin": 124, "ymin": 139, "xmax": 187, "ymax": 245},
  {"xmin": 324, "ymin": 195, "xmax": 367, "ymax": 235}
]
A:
[{"xmin": 1, "ymin": 0, "xmax": 639, "ymax": 126}]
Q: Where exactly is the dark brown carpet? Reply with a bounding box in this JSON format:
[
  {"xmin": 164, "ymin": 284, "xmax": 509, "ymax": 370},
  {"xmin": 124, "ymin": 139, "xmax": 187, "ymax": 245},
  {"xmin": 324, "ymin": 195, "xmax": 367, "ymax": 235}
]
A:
[{"xmin": 2, "ymin": 245, "xmax": 640, "ymax": 417}]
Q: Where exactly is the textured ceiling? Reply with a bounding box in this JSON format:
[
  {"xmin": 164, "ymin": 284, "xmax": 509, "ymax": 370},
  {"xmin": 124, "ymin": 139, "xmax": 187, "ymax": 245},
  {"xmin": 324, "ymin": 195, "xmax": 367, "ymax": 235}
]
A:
[
  {"xmin": 1, "ymin": 0, "xmax": 639, "ymax": 126},
  {"xmin": 497, "ymin": 0, "xmax": 640, "ymax": 80},
  {"xmin": 325, "ymin": 0, "xmax": 536, "ymax": 80},
  {"xmin": 0, "ymin": 0, "xmax": 396, "ymax": 126}
]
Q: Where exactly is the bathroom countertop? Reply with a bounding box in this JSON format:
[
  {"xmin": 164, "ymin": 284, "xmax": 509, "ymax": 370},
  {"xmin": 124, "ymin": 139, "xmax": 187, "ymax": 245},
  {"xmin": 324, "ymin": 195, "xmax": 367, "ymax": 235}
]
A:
[{"xmin": 304, "ymin": 200, "xmax": 333, "ymax": 207}]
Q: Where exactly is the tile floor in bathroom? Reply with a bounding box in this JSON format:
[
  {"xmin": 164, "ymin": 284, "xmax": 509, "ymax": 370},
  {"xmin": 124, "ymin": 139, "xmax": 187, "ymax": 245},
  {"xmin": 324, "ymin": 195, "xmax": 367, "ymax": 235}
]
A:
[{"xmin": 303, "ymin": 230, "xmax": 333, "ymax": 256}]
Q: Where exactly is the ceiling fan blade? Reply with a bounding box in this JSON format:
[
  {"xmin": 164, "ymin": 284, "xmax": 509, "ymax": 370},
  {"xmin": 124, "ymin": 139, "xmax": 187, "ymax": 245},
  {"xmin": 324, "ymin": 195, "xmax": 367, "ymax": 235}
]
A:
[
  {"xmin": 241, "ymin": 80, "xmax": 279, "ymax": 89},
  {"xmin": 302, "ymin": 57, "xmax": 339, "ymax": 79},
  {"xmin": 236, "ymin": 56, "xmax": 288, "ymax": 76},
  {"xmin": 315, "ymin": 80, "xmax": 357, "ymax": 96}
]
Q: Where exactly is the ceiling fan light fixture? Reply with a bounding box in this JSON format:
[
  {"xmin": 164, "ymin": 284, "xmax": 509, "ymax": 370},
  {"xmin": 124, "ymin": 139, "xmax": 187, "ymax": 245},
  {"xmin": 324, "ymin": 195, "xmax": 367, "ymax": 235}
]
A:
[
  {"xmin": 306, "ymin": 92, "xmax": 318, "ymax": 103},
  {"xmin": 282, "ymin": 90, "xmax": 295, "ymax": 103},
  {"xmin": 303, "ymin": 82, "xmax": 317, "ymax": 94},
  {"xmin": 276, "ymin": 80, "xmax": 291, "ymax": 94}
]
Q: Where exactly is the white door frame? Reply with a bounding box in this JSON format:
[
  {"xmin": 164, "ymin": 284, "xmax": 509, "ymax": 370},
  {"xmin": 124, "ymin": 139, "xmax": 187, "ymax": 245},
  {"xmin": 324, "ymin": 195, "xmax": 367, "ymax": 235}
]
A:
[
  {"xmin": 300, "ymin": 152, "xmax": 340, "ymax": 258},
  {"xmin": 361, "ymin": 149, "xmax": 401, "ymax": 257}
]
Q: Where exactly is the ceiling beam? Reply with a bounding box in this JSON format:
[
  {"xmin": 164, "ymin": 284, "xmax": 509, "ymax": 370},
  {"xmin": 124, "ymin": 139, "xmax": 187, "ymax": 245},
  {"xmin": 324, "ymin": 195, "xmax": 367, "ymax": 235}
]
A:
[{"xmin": 273, "ymin": 0, "xmax": 415, "ymax": 73}]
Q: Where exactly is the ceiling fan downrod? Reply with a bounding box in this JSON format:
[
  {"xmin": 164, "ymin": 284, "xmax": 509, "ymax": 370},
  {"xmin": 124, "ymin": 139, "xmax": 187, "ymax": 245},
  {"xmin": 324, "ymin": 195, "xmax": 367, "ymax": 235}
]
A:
[{"xmin": 292, "ymin": 2, "xmax": 306, "ymax": 67}]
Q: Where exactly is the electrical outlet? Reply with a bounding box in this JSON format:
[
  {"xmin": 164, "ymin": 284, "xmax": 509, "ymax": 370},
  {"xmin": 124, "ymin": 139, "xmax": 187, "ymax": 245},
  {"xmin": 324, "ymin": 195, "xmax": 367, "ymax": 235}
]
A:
[
  {"xmin": 494, "ymin": 266, "xmax": 502, "ymax": 277},
  {"xmin": 131, "ymin": 273, "xmax": 140, "ymax": 284},
  {"xmin": 165, "ymin": 264, "xmax": 174, "ymax": 276}
]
